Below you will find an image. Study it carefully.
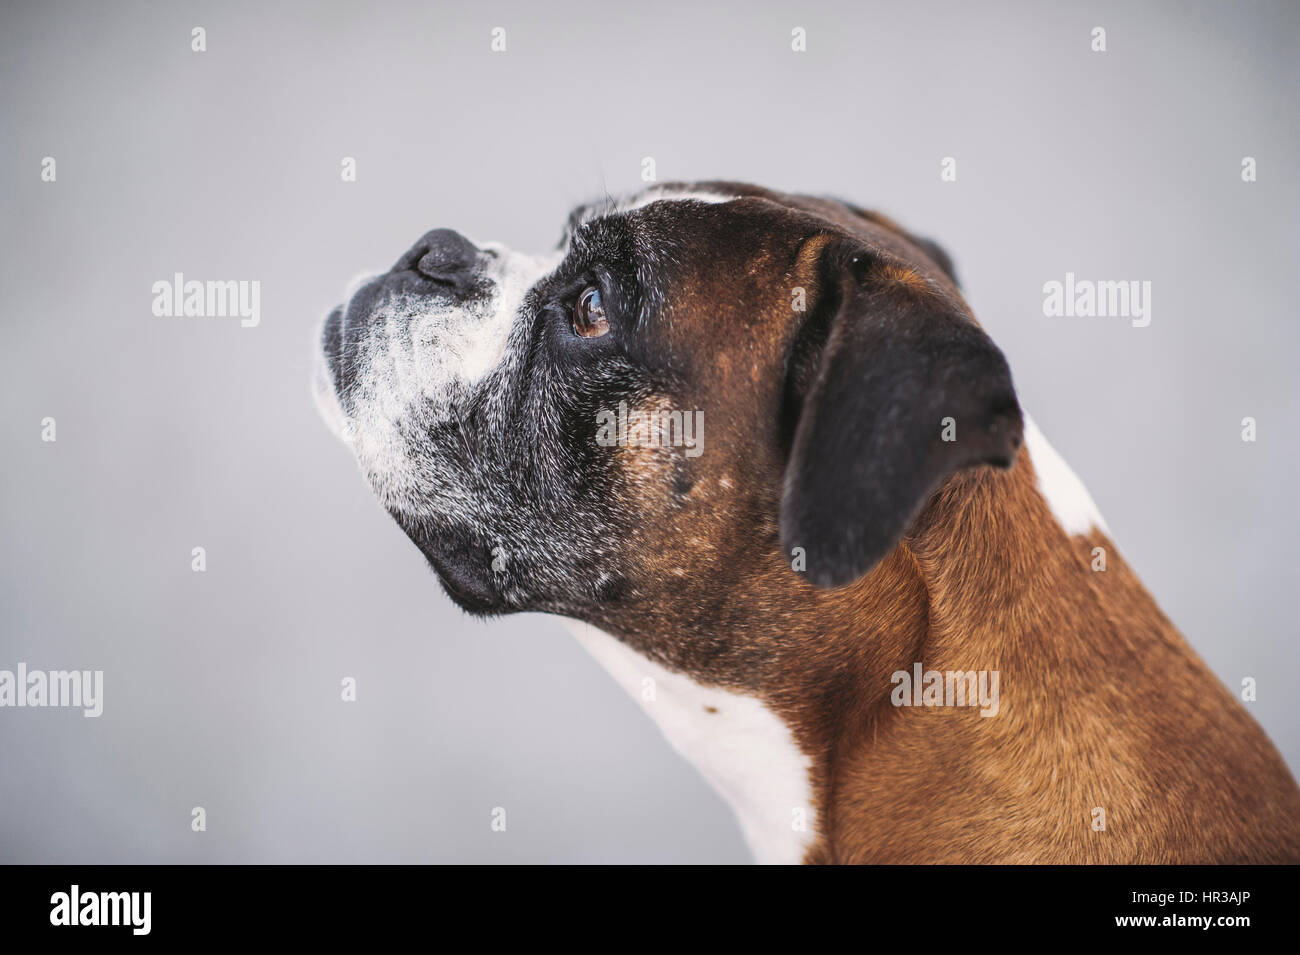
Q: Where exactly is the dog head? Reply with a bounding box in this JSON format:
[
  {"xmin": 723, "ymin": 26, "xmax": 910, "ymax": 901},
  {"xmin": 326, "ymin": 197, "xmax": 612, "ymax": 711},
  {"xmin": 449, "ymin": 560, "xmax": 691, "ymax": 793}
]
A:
[{"xmin": 314, "ymin": 182, "xmax": 1022, "ymax": 648}]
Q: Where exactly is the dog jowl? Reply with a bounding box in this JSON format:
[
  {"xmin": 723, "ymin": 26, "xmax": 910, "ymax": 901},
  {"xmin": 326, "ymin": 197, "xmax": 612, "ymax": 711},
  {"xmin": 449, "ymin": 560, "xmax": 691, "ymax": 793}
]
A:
[{"xmin": 314, "ymin": 182, "xmax": 1300, "ymax": 864}]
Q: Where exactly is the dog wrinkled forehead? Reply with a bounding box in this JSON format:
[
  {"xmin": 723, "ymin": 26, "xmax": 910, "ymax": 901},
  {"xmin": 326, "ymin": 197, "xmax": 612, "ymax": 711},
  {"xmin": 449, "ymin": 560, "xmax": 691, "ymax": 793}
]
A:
[
  {"xmin": 558, "ymin": 185, "xmax": 744, "ymax": 285},
  {"xmin": 569, "ymin": 181, "xmax": 960, "ymax": 283},
  {"xmin": 555, "ymin": 182, "xmax": 950, "ymax": 298},
  {"xmin": 563, "ymin": 185, "xmax": 739, "ymax": 235}
]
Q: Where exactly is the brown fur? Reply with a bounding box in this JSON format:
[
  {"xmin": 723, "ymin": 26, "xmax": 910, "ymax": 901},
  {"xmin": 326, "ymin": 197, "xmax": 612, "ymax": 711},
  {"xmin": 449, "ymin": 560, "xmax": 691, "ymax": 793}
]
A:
[{"xmin": 589, "ymin": 184, "xmax": 1300, "ymax": 863}]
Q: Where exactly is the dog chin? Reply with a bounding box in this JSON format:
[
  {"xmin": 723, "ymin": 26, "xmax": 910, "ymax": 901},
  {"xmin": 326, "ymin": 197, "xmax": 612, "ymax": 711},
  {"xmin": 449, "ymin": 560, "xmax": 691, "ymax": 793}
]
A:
[
  {"xmin": 387, "ymin": 510, "xmax": 505, "ymax": 616},
  {"xmin": 428, "ymin": 563, "xmax": 503, "ymax": 617},
  {"xmin": 421, "ymin": 548, "xmax": 505, "ymax": 617}
]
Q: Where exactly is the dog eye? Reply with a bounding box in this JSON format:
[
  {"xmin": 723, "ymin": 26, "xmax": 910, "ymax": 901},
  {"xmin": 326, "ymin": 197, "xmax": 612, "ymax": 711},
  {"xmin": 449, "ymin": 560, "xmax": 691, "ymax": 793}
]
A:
[{"xmin": 572, "ymin": 286, "xmax": 610, "ymax": 339}]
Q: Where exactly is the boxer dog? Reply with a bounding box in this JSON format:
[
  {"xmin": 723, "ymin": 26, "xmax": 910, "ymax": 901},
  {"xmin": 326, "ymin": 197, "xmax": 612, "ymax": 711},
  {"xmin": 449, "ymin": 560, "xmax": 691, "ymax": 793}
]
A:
[{"xmin": 313, "ymin": 181, "xmax": 1300, "ymax": 864}]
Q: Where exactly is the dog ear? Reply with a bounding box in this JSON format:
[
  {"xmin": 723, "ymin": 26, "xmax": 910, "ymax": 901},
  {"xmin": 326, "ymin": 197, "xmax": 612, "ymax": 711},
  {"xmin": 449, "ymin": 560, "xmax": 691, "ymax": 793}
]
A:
[{"xmin": 779, "ymin": 244, "xmax": 1022, "ymax": 588}]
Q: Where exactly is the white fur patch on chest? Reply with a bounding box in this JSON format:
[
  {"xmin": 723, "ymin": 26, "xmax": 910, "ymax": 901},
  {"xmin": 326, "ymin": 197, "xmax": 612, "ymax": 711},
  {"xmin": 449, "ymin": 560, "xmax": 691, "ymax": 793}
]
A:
[
  {"xmin": 564, "ymin": 620, "xmax": 816, "ymax": 864},
  {"xmin": 1022, "ymin": 414, "xmax": 1109, "ymax": 536}
]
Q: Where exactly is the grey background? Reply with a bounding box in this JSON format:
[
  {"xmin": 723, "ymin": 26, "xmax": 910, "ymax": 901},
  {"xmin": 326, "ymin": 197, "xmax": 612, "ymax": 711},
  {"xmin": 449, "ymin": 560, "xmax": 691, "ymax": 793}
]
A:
[{"xmin": 1, "ymin": 0, "xmax": 1296, "ymax": 863}]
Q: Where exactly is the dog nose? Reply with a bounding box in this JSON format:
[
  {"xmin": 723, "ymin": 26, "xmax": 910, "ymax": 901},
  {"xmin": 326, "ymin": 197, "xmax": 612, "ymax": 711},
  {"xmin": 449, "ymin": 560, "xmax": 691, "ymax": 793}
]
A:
[{"xmin": 392, "ymin": 229, "xmax": 482, "ymax": 286}]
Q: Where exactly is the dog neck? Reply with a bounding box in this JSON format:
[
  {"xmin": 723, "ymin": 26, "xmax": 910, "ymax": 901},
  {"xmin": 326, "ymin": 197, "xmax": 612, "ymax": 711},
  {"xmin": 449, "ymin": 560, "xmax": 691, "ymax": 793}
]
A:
[{"xmin": 564, "ymin": 422, "xmax": 1137, "ymax": 864}]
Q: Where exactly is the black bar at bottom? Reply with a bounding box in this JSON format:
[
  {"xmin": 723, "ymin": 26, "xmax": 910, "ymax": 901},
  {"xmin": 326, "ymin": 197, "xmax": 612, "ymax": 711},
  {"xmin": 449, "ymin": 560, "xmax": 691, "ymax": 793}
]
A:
[{"xmin": 4, "ymin": 864, "xmax": 1290, "ymax": 940}]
